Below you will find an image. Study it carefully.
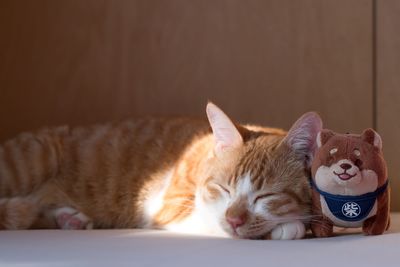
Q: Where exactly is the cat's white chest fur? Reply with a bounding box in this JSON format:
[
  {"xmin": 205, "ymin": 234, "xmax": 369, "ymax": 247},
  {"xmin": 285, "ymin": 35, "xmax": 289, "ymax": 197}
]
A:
[
  {"xmin": 142, "ymin": 169, "xmax": 227, "ymax": 237},
  {"xmin": 163, "ymin": 191, "xmax": 229, "ymax": 237},
  {"xmin": 142, "ymin": 169, "xmax": 174, "ymax": 226},
  {"xmin": 163, "ymin": 209, "xmax": 224, "ymax": 236}
]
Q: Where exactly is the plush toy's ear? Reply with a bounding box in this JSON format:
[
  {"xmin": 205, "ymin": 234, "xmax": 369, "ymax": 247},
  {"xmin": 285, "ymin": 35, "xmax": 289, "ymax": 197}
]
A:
[
  {"xmin": 316, "ymin": 129, "xmax": 335, "ymax": 148},
  {"xmin": 206, "ymin": 102, "xmax": 243, "ymax": 158},
  {"xmin": 284, "ymin": 112, "xmax": 323, "ymax": 167},
  {"xmin": 361, "ymin": 128, "xmax": 382, "ymax": 149}
]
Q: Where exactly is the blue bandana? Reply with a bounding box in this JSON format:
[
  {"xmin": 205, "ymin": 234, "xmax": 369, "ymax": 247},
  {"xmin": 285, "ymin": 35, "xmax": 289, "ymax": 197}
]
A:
[{"xmin": 310, "ymin": 179, "xmax": 389, "ymax": 222}]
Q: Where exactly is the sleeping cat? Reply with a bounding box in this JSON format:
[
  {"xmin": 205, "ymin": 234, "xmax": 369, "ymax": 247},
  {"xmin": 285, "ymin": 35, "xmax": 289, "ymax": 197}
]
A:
[{"xmin": 0, "ymin": 103, "xmax": 322, "ymax": 239}]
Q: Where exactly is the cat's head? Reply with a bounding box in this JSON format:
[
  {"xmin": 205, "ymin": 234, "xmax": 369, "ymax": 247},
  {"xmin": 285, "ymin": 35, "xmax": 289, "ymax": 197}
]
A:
[{"xmin": 196, "ymin": 103, "xmax": 322, "ymax": 238}]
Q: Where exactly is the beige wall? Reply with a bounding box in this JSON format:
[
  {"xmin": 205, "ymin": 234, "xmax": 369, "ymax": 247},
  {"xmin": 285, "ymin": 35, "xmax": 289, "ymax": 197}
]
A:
[{"xmin": 0, "ymin": 0, "xmax": 397, "ymax": 210}]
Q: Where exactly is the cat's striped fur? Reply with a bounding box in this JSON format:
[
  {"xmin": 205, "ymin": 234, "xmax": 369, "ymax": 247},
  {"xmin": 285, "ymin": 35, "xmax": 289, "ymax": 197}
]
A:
[{"xmin": 0, "ymin": 103, "xmax": 322, "ymax": 239}]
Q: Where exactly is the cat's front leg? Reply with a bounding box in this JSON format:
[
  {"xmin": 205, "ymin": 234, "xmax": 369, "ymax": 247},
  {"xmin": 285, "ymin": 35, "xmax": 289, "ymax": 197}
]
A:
[
  {"xmin": 54, "ymin": 207, "xmax": 93, "ymax": 230},
  {"xmin": 269, "ymin": 220, "xmax": 305, "ymax": 240}
]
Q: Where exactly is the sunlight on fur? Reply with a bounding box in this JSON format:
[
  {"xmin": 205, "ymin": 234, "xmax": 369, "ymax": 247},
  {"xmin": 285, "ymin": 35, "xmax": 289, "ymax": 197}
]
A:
[{"xmin": 0, "ymin": 103, "xmax": 322, "ymax": 240}]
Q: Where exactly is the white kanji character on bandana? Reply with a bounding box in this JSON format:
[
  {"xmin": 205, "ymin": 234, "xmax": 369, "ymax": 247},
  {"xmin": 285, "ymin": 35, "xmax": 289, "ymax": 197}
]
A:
[{"xmin": 342, "ymin": 202, "xmax": 361, "ymax": 218}]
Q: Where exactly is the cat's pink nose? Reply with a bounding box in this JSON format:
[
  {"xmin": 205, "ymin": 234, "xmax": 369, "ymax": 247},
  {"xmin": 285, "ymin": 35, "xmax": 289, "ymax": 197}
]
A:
[{"xmin": 226, "ymin": 214, "xmax": 246, "ymax": 229}]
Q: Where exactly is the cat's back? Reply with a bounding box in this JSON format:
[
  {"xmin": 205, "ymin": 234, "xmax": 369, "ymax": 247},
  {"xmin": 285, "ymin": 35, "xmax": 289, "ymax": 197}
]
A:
[
  {"xmin": 56, "ymin": 117, "xmax": 210, "ymax": 183},
  {"xmin": 55, "ymin": 117, "xmax": 211, "ymax": 227},
  {"xmin": 62, "ymin": 117, "xmax": 211, "ymax": 173}
]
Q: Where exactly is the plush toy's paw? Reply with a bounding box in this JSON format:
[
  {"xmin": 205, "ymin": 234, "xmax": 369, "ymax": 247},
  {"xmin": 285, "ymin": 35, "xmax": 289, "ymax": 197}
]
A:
[
  {"xmin": 386, "ymin": 216, "xmax": 391, "ymax": 231},
  {"xmin": 270, "ymin": 220, "xmax": 305, "ymax": 240},
  {"xmin": 362, "ymin": 215, "xmax": 388, "ymax": 235},
  {"xmin": 310, "ymin": 217, "xmax": 334, "ymax": 238},
  {"xmin": 54, "ymin": 207, "xmax": 93, "ymax": 230}
]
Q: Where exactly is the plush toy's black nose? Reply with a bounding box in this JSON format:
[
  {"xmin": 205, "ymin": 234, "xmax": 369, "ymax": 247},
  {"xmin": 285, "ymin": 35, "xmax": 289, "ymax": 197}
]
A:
[{"xmin": 340, "ymin": 163, "xmax": 352, "ymax": 170}]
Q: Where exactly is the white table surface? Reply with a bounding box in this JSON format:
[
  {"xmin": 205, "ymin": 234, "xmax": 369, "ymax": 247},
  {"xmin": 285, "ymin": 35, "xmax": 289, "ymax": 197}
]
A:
[{"xmin": 0, "ymin": 213, "xmax": 399, "ymax": 267}]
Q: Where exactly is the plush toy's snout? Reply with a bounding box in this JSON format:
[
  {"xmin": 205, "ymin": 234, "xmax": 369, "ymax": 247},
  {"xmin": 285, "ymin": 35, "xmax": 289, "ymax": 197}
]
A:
[{"xmin": 334, "ymin": 160, "xmax": 358, "ymax": 180}]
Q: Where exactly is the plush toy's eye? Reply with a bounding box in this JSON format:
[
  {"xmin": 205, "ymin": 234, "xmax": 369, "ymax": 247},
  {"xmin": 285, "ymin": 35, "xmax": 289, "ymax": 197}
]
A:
[
  {"xmin": 354, "ymin": 149, "xmax": 361, "ymax": 157},
  {"xmin": 329, "ymin": 148, "xmax": 338, "ymax": 155},
  {"xmin": 355, "ymin": 159, "xmax": 363, "ymax": 168}
]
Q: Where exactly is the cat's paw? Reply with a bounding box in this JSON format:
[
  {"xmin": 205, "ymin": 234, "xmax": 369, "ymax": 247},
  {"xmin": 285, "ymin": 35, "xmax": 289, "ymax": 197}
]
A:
[
  {"xmin": 54, "ymin": 207, "xmax": 93, "ymax": 230},
  {"xmin": 270, "ymin": 220, "xmax": 305, "ymax": 240}
]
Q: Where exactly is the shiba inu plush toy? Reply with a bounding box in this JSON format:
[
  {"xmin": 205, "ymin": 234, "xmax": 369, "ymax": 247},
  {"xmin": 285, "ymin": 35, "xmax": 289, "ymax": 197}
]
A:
[{"xmin": 310, "ymin": 128, "xmax": 390, "ymax": 237}]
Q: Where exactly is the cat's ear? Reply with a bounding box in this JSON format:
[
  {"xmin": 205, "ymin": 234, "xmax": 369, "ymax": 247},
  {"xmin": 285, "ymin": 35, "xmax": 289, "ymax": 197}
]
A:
[
  {"xmin": 206, "ymin": 102, "xmax": 243, "ymax": 157},
  {"xmin": 283, "ymin": 112, "xmax": 323, "ymax": 168}
]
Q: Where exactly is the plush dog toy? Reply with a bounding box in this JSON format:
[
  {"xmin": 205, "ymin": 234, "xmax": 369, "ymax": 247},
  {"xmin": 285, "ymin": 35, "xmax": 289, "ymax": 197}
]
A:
[{"xmin": 310, "ymin": 128, "xmax": 390, "ymax": 237}]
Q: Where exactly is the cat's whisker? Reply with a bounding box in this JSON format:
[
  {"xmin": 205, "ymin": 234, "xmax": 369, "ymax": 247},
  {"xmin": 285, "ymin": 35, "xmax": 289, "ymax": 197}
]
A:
[
  {"xmin": 246, "ymin": 214, "xmax": 318, "ymax": 230},
  {"xmin": 248, "ymin": 221, "xmax": 269, "ymax": 229}
]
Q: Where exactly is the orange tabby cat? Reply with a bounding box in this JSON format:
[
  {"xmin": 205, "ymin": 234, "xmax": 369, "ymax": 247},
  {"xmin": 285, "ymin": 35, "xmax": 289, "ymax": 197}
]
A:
[{"xmin": 0, "ymin": 103, "xmax": 322, "ymax": 239}]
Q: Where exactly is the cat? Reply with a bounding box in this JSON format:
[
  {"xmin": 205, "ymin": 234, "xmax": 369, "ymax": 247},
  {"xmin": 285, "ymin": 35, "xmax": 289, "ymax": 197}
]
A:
[{"xmin": 0, "ymin": 103, "xmax": 322, "ymax": 239}]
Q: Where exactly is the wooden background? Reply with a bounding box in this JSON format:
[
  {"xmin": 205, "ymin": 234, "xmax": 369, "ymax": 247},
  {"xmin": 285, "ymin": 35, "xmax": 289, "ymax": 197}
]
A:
[
  {"xmin": 0, "ymin": 0, "xmax": 398, "ymax": 211},
  {"xmin": 377, "ymin": 0, "xmax": 400, "ymax": 212}
]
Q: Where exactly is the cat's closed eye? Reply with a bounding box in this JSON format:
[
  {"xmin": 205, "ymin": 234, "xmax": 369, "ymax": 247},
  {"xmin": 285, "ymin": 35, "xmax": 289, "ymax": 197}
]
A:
[
  {"xmin": 215, "ymin": 183, "xmax": 231, "ymax": 196},
  {"xmin": 253, "ymin": 193, "xmax": 275, "ymax": 204}
]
